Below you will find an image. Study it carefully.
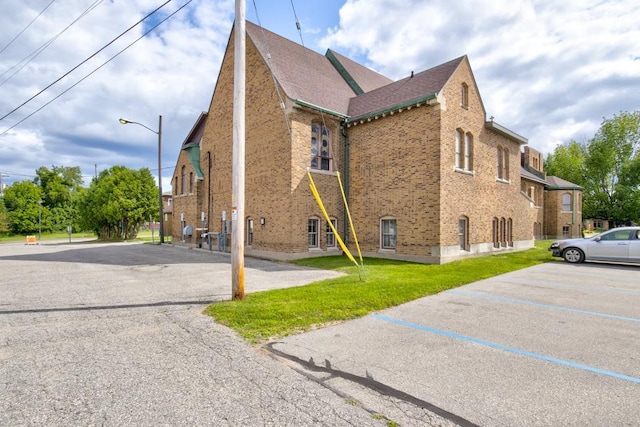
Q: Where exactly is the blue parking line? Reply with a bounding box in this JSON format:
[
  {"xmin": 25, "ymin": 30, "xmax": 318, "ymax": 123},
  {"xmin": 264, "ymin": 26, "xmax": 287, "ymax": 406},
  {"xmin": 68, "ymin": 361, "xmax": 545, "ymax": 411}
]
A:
[
  {"xmin": 504, "ymin": 277, "xmax": 640, "ymax": 295},
  {"xmin": 446, "ymin": 290, "xmax": 640, "ymax": 323},
  {"xmin": 372, "ymin": 314, "xmax": 640, "ymax": 384}
]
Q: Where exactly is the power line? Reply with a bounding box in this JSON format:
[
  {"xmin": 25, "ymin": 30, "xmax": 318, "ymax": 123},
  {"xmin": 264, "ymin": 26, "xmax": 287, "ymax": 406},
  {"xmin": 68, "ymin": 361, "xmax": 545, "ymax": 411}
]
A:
[
  {"xmin": 0, "ymin": 0, "xmax": 56, "ymax": 57},
  {"xmin": 0, "ymin": 0, "xmax": 195, "ymax": 137},
  {"xmin": 0, "ymin": 0, "xmax": 104, "ymax": 88},
  {"xmin": 0, "ymin": 0, "xmax": 174, "ymax": 123}
]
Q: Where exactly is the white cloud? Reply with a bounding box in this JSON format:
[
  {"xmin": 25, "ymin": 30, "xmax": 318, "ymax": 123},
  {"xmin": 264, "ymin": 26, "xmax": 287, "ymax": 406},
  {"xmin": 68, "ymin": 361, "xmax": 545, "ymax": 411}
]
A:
[
  {"xmin": 322, "ymin": 0, "xmax": 640, "ymax": 155},
  {"xmin": 0, "ymin": 0, "xmax": 233, "ymax": 187}
]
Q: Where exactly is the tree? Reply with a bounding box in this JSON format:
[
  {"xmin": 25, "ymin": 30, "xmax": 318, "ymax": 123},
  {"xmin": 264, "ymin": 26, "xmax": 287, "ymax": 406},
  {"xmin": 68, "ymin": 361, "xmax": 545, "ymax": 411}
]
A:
[
  {"xmin": 2, "ymin": 181, "xmax": 46, "ymax": 234},
  {"xmin": 79, "ymin": 166, "xmax": 157, "ymax": 240},
  {"xmin": 0, "ymin": 200, "xmax": 8, "ymax": 234},
  {"xmin": 35, "ymin": 166, "xmax": 84, "ymax": 232},
  {"xmin": 545, "ymin": 111, "xmax": 640, "ymax": 226},
  {"xmin": 584, "ymin": 111, "xmax": 640, "ymax": 226},
  {"xmin": 544, "ymin": 140, "xmax": 587, "ymax": 187}
]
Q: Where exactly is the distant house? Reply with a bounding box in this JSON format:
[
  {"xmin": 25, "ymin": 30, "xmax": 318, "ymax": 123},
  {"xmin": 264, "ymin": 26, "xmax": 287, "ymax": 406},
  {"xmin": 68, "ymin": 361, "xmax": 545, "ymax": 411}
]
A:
[{"xmin": 170, "ymin": 21, "xmax": 582, "ymax": 263}]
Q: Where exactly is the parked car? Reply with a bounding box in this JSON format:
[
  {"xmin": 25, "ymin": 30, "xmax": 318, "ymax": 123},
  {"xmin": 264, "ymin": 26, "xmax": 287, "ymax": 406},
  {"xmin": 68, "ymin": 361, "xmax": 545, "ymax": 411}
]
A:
[{"xmin": 549, "ymin": 226, "xmax": 640, "ymax": 264}]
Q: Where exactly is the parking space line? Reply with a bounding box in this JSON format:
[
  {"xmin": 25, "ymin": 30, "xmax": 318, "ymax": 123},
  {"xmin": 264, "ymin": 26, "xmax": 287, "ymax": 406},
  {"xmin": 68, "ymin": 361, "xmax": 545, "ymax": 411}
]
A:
[
  {"xmin": 446, "ymin": 290, "xmax": 640, "ymax": 323},
  {"xmin": 499, "ymin": 277, "xmax": 640, "ymax": 295},
  {"xmin": 372, "ymin": 314, "xmax": 640, "ymax": 384}
]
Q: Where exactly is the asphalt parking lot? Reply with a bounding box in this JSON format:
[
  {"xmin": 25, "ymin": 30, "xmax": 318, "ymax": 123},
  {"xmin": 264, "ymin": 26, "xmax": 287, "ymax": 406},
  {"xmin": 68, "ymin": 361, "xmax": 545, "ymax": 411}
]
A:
[
  {"xmin": 273, "ymin": 261, "xmax": 640, "ymax": 426},
  {"xmin": 1, "ymin": 240, "xmax": 638, "ymax": 426}
]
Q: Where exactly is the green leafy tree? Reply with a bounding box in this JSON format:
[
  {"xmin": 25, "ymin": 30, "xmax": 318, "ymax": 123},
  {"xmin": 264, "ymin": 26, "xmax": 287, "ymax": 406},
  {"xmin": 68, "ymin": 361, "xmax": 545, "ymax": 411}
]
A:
[
  {"xmin": 0, "ymin": 200, "xmax": 8, "ymax": 234},
  {"xmin": 35, "ymin": 166, "xmax": 84, "ymax": 232},
  {"xmin": 2, "ymin": 181, "xmax": 46, "ymax": 234},
  {"xmin": 545, "ymin": 111, "xmax": 640, "ymax": 226},
  {"xmin": 583, "ymin": 111, "xmax": 640, "ymax": 226},
  {"xmin": 544, "ymin": 140, "xmax": 587, "ymax": 187},
  {"xmin": 79, "ymin": 166, "xmax": 157, "ymax": 240}
]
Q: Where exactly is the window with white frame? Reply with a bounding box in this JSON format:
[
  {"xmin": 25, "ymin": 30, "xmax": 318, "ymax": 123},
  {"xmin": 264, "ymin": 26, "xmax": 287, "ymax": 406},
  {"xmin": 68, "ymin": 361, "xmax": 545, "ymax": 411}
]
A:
[
  {"xmin": 326, "ymin": 218, "xmax": 337, "ymax": 248},
  {"xmin": 458, "ymin": 216, "xmax": 469, "ymax": 251},
  {"xmin": 246, "ymin": 218, "xmax": 254, "ymax": 246},
  {"xmin": 310, "ymin": 123, "xmax": 333, "ymax": 171},
  {"xmin": 562, "ymin": 193, "xmax": 572, "ymax": 211},
  {"xmin": 497, "ymin": 146, "xmax": 509, "ymax": 180},
  {"xmin": 381, "ymin": 218, "xmax": 397, "ymax": 249},
  {"xmin": 455, "ymin": 129, "xmax": 473, "ymax": 172},
  {"xmin": 464, "ymin": 132, "xmax": 473, "ymax": 171},
  {"xmin": 308, "ymin": 218, "xmax": 319, "ymax": 248}
]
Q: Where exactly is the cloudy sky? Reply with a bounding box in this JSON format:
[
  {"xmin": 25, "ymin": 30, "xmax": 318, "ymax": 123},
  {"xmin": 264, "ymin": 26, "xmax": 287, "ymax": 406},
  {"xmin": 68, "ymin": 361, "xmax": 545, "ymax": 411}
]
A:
[{"xmin": 1, "ymin": 0, "xmax": 638, "ymax": 190}]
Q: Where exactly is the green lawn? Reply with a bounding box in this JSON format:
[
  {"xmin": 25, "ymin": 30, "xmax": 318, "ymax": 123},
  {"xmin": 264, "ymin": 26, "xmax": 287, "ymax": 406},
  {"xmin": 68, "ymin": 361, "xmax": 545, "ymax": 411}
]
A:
[{"xmin": 205, "ymin": 240, "xmax": 557, "ymax": 343}]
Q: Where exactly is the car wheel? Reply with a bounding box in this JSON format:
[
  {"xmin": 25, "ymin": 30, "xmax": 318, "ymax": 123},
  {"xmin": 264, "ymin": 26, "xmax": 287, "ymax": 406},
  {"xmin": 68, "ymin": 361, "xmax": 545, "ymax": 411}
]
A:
[{"xmin": 563, "ymin": 248, "xmax": 584, "ymax": 263}]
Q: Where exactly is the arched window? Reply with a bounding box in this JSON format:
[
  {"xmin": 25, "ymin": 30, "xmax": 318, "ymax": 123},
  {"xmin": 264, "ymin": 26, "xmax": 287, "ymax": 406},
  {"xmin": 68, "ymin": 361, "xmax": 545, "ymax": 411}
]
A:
[
  {"xmin": 497, "ymin": 146, "xmax": 509, "ymax": 180},
  {"xmin": 562, "ymin": 193, "xmax": 572, "ymax": 212},
  {"xmin": 507, "ymin": 218, "xmax": 513, "ymax": 247},
  {"xmin": 181, "ymin": 166, "xmax": 186, "ymax": 195},
  {"xmin": 492, "ymin": 217, "xmax": 499, "ymax": 248},
  {"xmin": 310, "ymin": 123, "xmax": 332, "ymax": 171},
  {"xmin": 465, "ymin": 132, "xmax": 474, "ymax": 171},
  {"xmin": 455, "ymin": 128, "xmax": 464, "ymax": 169},
  {"xmin": 461, "ymin": 82, "xmax": 469, "ymax": 108}
]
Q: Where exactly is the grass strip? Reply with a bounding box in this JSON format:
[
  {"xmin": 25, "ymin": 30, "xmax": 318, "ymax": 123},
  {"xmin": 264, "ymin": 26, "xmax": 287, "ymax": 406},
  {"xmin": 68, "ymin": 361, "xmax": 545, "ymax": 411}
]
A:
[{"xmin": 205, "ymin": 240, "xmax": 556, "ymax": 343}]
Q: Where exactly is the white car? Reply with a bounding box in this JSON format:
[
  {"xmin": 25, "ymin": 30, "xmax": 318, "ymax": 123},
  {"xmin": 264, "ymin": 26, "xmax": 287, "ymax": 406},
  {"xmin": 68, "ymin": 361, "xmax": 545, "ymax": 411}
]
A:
[{"xmin": 549, "ymin": 226, "xmax": 640, "ymax": 264}]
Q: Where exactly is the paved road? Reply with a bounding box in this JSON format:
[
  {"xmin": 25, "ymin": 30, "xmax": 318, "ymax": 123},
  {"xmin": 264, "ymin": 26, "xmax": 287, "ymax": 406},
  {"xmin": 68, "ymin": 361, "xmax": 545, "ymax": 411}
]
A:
[
  {"xmin": 0, "ymin": 240, "xmax": 394, "ymax": 426},
  {"xmin": 273, "ymin": 261, "xmax": 640, "ymax": 426}
]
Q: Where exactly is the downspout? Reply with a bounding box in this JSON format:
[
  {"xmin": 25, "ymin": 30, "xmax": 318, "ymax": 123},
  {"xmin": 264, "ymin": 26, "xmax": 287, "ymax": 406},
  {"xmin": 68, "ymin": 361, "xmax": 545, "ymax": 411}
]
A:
[
  {"xmin": 207, "ymin": 151, "xmax": 212, "ymax": 233},
  {"xmin": 341, "ymin": 121, "xmax": 350, "ymax": 245},
  {"xmin": 572, "ymin": 188, "xmax": 576, "ymax": 237}
]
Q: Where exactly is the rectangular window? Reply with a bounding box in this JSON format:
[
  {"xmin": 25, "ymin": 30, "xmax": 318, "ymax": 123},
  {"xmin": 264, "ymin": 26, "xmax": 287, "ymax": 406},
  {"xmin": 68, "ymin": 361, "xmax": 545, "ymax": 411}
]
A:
[
  {"xmin": 246, "ymin": 218, "xmax": 254, "ymax": 246},
  {"xmin": 326, "ymin": 219, "xmax": 337, "ymax": 248},
  {"xmin": 381, "ymin": 219, "xmax": 397, "ymax": 249},
  {"xmin": 562, "ymin": 194, "xmax": 571, "ymax": 211},
  {"xmin": 458, "ymin": 217, "xmax": 469, "ymax": 251},
  {"xmin": 562, "ymin": 225, "xmax": 570, "ymax": 237},
  {"xmin": 308, "ymin": 218, "xmax": 319, "ymax": 248}
]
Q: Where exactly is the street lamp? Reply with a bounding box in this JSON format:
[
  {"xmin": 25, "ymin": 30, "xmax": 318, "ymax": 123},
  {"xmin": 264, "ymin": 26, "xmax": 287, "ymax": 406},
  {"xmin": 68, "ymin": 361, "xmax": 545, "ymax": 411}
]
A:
[{"xmin": 119, "ymin": 115, "xmax": 164, "ymax": 244}]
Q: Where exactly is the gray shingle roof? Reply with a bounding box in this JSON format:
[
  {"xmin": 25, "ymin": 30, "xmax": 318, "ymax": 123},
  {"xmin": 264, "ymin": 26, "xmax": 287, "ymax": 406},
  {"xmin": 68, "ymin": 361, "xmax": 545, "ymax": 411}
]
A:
[
  {"xmin": 546, "ymin": 176, "xmax": 583, "ymax": 190},
  {"xmin": 347, "ymin": 56, "xmax": 465, "ymax": 119},
  {"xmin": 246, "ymin": 21, "xmax": 357, "ymax": 115},
  {"xmin": 245, "ymin": 21, "xmax": 462, "ymax": 119}
]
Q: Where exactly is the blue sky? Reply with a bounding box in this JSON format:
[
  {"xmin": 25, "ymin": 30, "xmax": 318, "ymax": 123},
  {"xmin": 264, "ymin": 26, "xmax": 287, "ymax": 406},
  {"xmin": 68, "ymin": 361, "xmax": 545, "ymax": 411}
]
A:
[{"xmin": 1, "ymin": 0, "xmax": 639, "ymax": 190}]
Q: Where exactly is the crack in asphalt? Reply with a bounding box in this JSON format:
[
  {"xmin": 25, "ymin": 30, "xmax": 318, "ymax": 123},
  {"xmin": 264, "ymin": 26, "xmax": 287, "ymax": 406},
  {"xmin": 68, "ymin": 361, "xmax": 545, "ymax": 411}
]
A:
[{"xmin": 263, "ymin": 342, "xmax": 479, "ymax": 427}]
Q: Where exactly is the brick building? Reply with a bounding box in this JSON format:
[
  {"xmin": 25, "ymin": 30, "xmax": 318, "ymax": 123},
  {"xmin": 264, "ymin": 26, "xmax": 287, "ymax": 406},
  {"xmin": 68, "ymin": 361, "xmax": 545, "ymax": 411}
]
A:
[{"xmin": 170, "ymin": 21, "xmax": 582, "ymax": 263}]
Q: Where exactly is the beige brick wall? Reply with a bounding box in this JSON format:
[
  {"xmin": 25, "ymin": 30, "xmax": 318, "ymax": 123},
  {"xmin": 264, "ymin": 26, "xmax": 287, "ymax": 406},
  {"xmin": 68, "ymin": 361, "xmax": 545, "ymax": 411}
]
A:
[
  {"xmin": 171, "ymin": 150, "xmax": 205, "ymax": 246},
  {"xmin": 172, "ymin": 31, "xmax": 543, "ymax": 263},
  {"xmin": 544, "ymin": 189, "xmax": 583, "ymax": 238}
]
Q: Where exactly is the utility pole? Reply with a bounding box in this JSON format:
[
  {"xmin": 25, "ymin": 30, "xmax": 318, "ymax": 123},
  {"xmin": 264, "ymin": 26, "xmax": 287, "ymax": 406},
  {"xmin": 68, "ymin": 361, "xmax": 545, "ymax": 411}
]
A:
[
  {"xmin": 0, "ymin": 173, "xmax": 7, "ymax": 197},
  {"xmin": 231, "ymin": 0, "xmax": 246, "ymax": 300}
]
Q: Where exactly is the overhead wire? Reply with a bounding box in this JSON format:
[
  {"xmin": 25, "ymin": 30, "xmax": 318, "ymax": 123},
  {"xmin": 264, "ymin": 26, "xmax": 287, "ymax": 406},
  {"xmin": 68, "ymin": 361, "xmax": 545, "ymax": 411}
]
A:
[
  {"xmin": 0, "ymin": 0, "xmax": 174, "ymax": 123},
  {"xmin": 0, "ymin": 0, "xmax": 105, "ymax": 88},
  {"xmin": 0, "ymin": 0, "xmax": 194, "ymax": 137},
  {"xmin": 250, "ymin": 0, "xmax": 291, "ymax": 134},
  {"xmin": 0, "ymin": 0, "xmax": 56, "ymax": 57}
]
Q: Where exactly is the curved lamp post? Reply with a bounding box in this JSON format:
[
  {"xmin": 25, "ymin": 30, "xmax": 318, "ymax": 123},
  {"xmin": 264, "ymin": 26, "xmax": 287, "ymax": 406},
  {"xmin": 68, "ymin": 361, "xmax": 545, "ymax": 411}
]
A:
[{"xmin": 119, "ymin": 115, "xmax": 164, "ymax": 244}]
